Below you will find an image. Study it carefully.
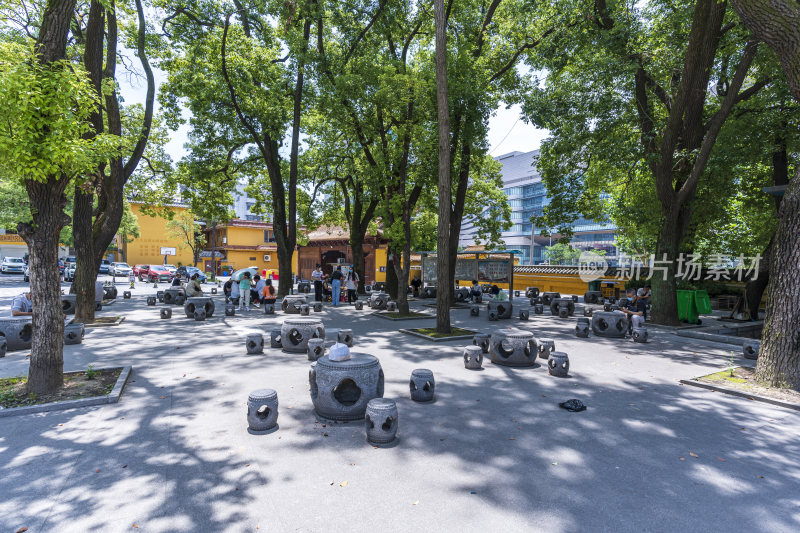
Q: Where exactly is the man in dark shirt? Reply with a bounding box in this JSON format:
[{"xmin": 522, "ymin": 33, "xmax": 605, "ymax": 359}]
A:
[
  {"xmin": 621, "ymin": 288, "xmax": 646, "ymax": 332},
  {"xmin": 330, "ymin": 266, "xmax": 343, "ymax": 306},
  {"xmin": 410, "ymin": 276, "xmax": 422, "ymax": 297}
]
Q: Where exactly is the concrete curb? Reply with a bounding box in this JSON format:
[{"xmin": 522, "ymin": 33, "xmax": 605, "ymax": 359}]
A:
[
  {"xmin": 371, "ymin": 312, "xmax": 434, "ymax": 321},
  {"xmin": 679, "ymin": 377, "xmax": 800, "ymax": 412},
  {"xmin": 399, "ymin": 328, "xmax": 479, "ymax": 343},
  {"xmin": 84, "ymin": 316, "xmax": 126, "ymax": 328},
  {"xmin": 0, "ymin": 365, "xmax": 132, "ymax": 418}
]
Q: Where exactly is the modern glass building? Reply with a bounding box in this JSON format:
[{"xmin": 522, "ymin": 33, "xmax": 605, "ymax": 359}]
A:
[{"xmin": 459, "ymin": 150, "xmax": 619, "ymax": 265}]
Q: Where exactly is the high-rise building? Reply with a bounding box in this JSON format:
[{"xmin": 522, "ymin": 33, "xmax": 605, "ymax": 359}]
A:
[{"xmin": 458, "ymin": 150, "xmax": 618, "ymax": 265}]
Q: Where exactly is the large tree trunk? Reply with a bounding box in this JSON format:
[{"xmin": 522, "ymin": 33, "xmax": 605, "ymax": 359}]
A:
[
  {"xmin": 275, "ymin": 234, "xmax": 294, "ymax": 296},
  {"xmin": 434, "ymin": 0, "xmax": 452, "ymax": 333},
  {"xmin": 385, "ymin": 248, "xmax": 398, "ymax": 300},
  {"xmin": 650, "ymin": 210, "xmax": 682, "ymax": 326},
  {"xmin": 391, "ymin": 245, "xmax": 411, "ymax": 315},
  {"xmin": 351, "ymin": 231, "xmax": 366, "ymax": 294},
  {"xmin": 73, "ymin": 189, "xmax": 99, "ymax": 321},
  {"xmin": 755, "ymin": 170, "xmax": 800, "ymax": 387}
]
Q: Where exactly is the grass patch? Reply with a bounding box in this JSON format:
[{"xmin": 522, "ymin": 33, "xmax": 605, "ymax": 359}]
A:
[
  {"xmin": 701, "ymin": 370, "xmax": 749, "ymax": 384},
  {"xmin": 410, "ymin": 327, "xmax": 476, "ymax": 338},
  {"xmin": 380, "ymin": 311, "xmax": 430, "ymax": 319},
  {"xmin": 84, "ymin": 316, "xmax": 121, "ymax": 325},
  {"xmin": 0, "ymin": 368, "xmax": 121, "ymax": 408}
]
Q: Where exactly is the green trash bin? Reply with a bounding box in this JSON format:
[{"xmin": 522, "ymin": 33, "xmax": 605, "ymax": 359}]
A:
[
  {"xmin": 677, "ymin": 289, "xmax": 709, "ymax": 324},
  {"xmin": 694, "ymin": 290, "xmax": 712, "ymax": 315}
]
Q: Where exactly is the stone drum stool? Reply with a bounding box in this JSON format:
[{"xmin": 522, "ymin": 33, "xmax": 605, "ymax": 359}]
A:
[
  {"xmin": 64, "ymin": 323, "xmax": 85, "ymax": 345},
  {"xmin": 308, "ymin": 338, "xmax": 325, "ymax": 361},
  {"xmin": 123, "ymin": 291, "xmax": 131, "ymax": 299},
  {"xmin": 61, "ymin": 295, "xmax": 77, "ymax": 314},
  {"xmin": 0, "ymin": 318, "xmax": 33, "ymax": 351},
  {"xmin": 161, "ymin": 308, "xmax": 172, "ymax": 319},
  {"xmin": 490, "ymin": 329, "xmax": 537, "ymax": 367},
  {"xmin": 310, "ymin": 353, "xmax": 384, "ymax": 420},
  {"xmin": 548, "ymin": 351, "xmax": 570, "ymax": 377},
  {"xmin": 263, "ymin": 303, "xmax": 275, "ymax": 315},
  {"xmin": 575, "ymin": 317, "xmax": 590, "ymax": 338},
  {"xmin": 592, "ymin": 311, "xmax": 628, "ymax": 338},
  {"xmin": 743, "ymin": 339, "xmax": 760, "ymax": 360},
  {"xmin": 147, "ymin": 296, "xmax": 156, "ymax": 306},
  {"xmin": 550, "ymin": 297, "xmax": 575, "ymax": 317},
  {"xmin": 247, "ymin": 389, "xmax": 279, "ymax": 431},
  {"xmin": 409, "ymin": 369, "xmax": 435, "ymax": 402},
  {"xmin": 537, "ymin": 338, "xmax": 555, "ymax": 360},
  {"xmin": 534, "ymin": 304, "xmax": 544, "ymax": 314},
  {"xmin": 157, "ymin": 290, "xmax": 165, "ymax": 303},
  {"xmin": 541, "ymin": 291, "xmax": 561, "ymax": 306},
  {"xmin": 526, "ymin": 287, "xmax": 540, "ymax": 298},
  {"xmin": 313, "ymin": 302, "xmax": 323, "ymax": 312},
  {"xmin": 184, "ymin": 297, "xmax": 215, "ymax": 318},
  {"xmin": 194, "ymin": 309, "xmax": 206, "ymax": 321},
  {"xmin": 0, "ymin": 337, "xmax": 6, "ymax": 358},
  {"xmin": 365, "ymin": 398, "xmax": 398, "ymax": 444},
  {"xmin": 369, "ymin": 292, "xmax": 389, "ymax": 310},
  {"xmin": 386, "ymin": 301, "xmax": 397, "ymax": 312},
  {"xmin": 354, "ymin": 301, "xmax": 364, "ymax": 310},
  {"xmin": 473, "ymin": 333, "xmax": 490, "ymax": 353},
  {"xmin": 300, "ymin": 304, "xmax": 310, "ymax": 316},
  {"xmin": 225, "ymin": 304, "xmax": 236, "ymax": 316},
  {"xmin": 164, "ymin": 287, "xmax": 186, "ymax": 306},
  {"xmin": 270, "ymin": 328, "xmax": 282, "ymax": 348},
  {"xmin": 632, "ymin": 327, "xmax": 648, "ymax": 343},
  {"xmin": 338, "ymin": 329, "xmax": 354, "ymax": 347},
  {"xmin": 422, "ymin": 286, "xmax": 437, "ymax": 298},
  {"xmin": 463, "ymin": 345, "xmax": 483, "ymax": 369},
  {"xmin": 281, "ymin": 317, "xmax": 325, "ymax": 353},
  {"xmin": 519, "ymin": 309, "xmax": 529, "ymax": 320},
  {"xmin": 282, "ymin": 295, "xmax": 307, "ymax": 314},
  {"xmin": 211, "ymin": 287, "xmax": 217, "ymax": 294},
  {"xmin": 470, "ymin": 305, "xmax": 480, "ymax": 316},
  {"xmin": 487, "ymin": 300, "xmax": 512, "ymax": 320},
  {"xmin": 103, "ymin": 285, "xmax": 118, "ymax": 300},
  {"xmin": 246, "ymin": 333, "xmax": 264, "ymax": 354}
]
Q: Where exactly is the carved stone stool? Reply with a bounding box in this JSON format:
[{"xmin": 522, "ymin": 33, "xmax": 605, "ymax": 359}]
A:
[
  {"xmin": 300, "ymin": 304, "xmax": 310, "ymax": 316},
  {"xmin": 490, "ymin": 329, "xmax": 537, "ymax": 367},
  {"xmin": 534, "ymin": 304, "xmax": 544, "ymax": 314},
  {"xmin": 310, "ymin": 353, "xmax": 384, "ymax": 420},
  {"xmin": 164, "ymin": 287, "xmax": 186, "ymax": 306},
  {"xmin": 61, "ymin": 295, "xmax": 76, "ymax": 314},
  {"xmin": 541, "ymin": 291, "xmax": 561, "ymax": 306},
  {"xmin": 281, "ymin": 317, "xmax": 325, "ymax": 353},
  {"xmin": 263, "ymin": 303, "xmax": 275, "ymax": 315},
  {"xmin": 743, "ymin": 339, "xmax": 760, "ymax": 360},
  {"xmin": 473, "ymin": 333, "xmax": 490, "ymax": 353},
  {"xmin": 123, "ymin": 291, "xmax": 131, "ymax": 299},
  {"xmin": 470, "ymin": 305, "xmax": 480, "ymax": 316},
  {"xmin": 369, "ymin": 293, "xmax": 389, "ymax": 310},
  {"xmin": 211, "ymin": 287, "xmax": 217, "ymax": 294},
  {"xmin": 225, "ymin": 304, "xmax": 236, "ymax": 316},
  {"xmin": 537, "ymin": 338, "xmax": 555, "ymax": 359},
  {"xmin": 409, "ymin": 369, "xmax": 435, "ymax": 402},
  {"xmin": 592, "ymin": 311, "xmax": 628, "ymax": 338},
  {"xmin": 0, "ymin": 336, "xmax": 6, "ymax": 358},
  {"xmin": 146, "ymin": 296, "xmax": 156, "ymax": 306},
  {"xmin": 270, "ymin": 328, "xmax": 282, "ymax": 349},
  {"xmin": 194, "ymin": 309, "xmax": 206, "ymax": 321},
  {"xmin": 157, "ymin": 290, "xmax": 165, "ymax": 303},
  {"xmin": 354, "ymin": 301, "xmax": 364, "ymax": 310},
  {"xmin": 386, "ymin": 301, "xmax": 397, "ymax": 312},
  {"xmin": 463, "ymin": 345, "xmax": 483, "ymax": 369},
  {"xmin": 281, "ymin": 295, "xmax": 307, "ymax": 314},
  {"xmin": 548, "ymin": 351, "xmax": 570, "ymax": 377},
  {"xmin": 64, "ymin": 323, "xmax": 85, "ymax": 345},
  {"xmin": 526, "ymin": 287, "xmax": 540, "ymax": 298},
  {"xmin": 0, "ymin": 317, "xmax": 31, "ymax": 351},
  {"xmin": 313, "ymin": 302, "xmax": 323, "ymax": 312},
  {"xmin": 247, "ymin": 389, "xmax": 278, "ymax": 431},
  {"xmin": 338, "ymin": 329, "xmax": 354, "ymax": 347},
  {"xmin": 487, "ymin": 300, "xmax": 512, "ymax": 319},
  {"xmin": 632, "ymin": 327, "xmax": 648, "ymax": 343},
  {"xmin": 575, "ymin": 317, "xmax": 590, "ymax": 338},
  {"xmin": 161, "ymin": 308, "xmax": 172, "ymax": 319},
  {"xmin": 519, "ymin": 309, "xmax": 529, "ymax": 320},
  {"xmin": 365, "ymin": 398, "xmax": 398, "ymax": 444},
  {"xmin": 308, "ymin": 338, "xmax": 325, "ymax": 361},
  {"xmin": 246, "ymin": 333, "xmax": 264, "ymax": 354}
]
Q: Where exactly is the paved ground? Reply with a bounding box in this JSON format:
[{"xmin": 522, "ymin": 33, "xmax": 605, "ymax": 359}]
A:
[{"xmin": 1, "ymin": 277, "xmax": 799, "ymax": 532}]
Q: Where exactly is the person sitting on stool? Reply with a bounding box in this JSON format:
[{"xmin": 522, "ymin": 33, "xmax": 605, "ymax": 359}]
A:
[
  {"xmin": 11, "ymin": 291, "xmax": 32, "ymax": 316},
  {"xmin": 621, "ymin": 288, "xmax": 646, "ymax": 332}
]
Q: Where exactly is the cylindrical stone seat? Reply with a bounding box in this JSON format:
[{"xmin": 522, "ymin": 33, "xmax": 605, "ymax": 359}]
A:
[
  {"xmin": 487, "ymin": 300, "xmax": 512, "ymax": 320},
  {"xmin": 386, "ymin": 301, "xmax": 397, "ymax": 312},
  {"xmin": 583, "ymin": 307, "xmax": 593, "ymax": 317},
  {"xmin": 338, "ymin": 329, "xmax": 354, "ymax": 347},
  {"xmin": 64, "ymin": 323, "xmax": 85, "ymax": 345},
  {"xmin": 365, "ymin": 398, "xmax": 398, "ymax": 444},
  {"xmin": 194, "ymin": 309, "xmax": 206, "ymax": 321},
  {"xmin": 575, "ymin": 317, "xmax": 590, "ymax": 338},
  {"xmin": 281, "ymin": 317, "xmax": 325, "ymax": 353},
  {"xmin": 369, "ymin": 292, "xmax": 389, "ymax": 310},
  {"xmin": 308, "ymin": 338, "xmax": 325, "ymax": 361},
  {"xmin": 0, "ymin": 336, "xmax": 7, "ymax": 358},
  {"xmin": 584, "ymin": 290, "xmax": 602, "ymax": 304},
  {"xmin": 470, "ymin": 305, "xmax": 480, "ymax": 316},
  {"xmin": 300, "ymin": 304, "xmax": 310, "ymax": 316},
  {"xmin": 526, "ymin": 287, "xmax": 540, "ymax": 298},
  {"xmin": 519, "ymin": 309, "xmax": 529, "ymax": 320},
  {"xmin": 409, "ymin": 369, "xmax": 435, "ymax": 402},
  {"xmin": 103, "ymin": 285, "xmax": 118, "ymax": 300},
  {"xmin": 354, "ymin": 301, "xmax": 364, "ymax": 310},
  {"xmin": 184, "ymin": 297, "xmax": 215, "ymax": 318},
  {"xmin": 211, "ymin": 287, "xmax": 217, "ymax": 294},
  {"xmin": 157, "ymin": 290, "xmax": 165, "ymax": 303},
  {"xmin": 592, "ymin": 311, "xmax": 628, "ymax": 338},
  {"xmin": 632, "ymin": 327, "xmax": 648, "ymax": 343},
  {"xmin": 489, "ymin": 329, "xmax": 537, "ymax": 367},
  {"xmin": 263, "ymin": 303, "xmax": 275, "ymax": 314},
  {"xmin": 534, "ymin": 304, "xmax": 544, "ymax": 314},
  {"xmin": 225, "ymin": 304, "xmax": 236, "ymax": 316},
  {"xmin": 373, "ymin": 282, "xmax": 386, "ymax": 292},
  {"xmin": 161, "ymin": 308, "xmax": 172, "ymax": 319},
  {"xmin": 473, "ymin": 333, "xmax": 490, "ymax": 353},
  {"xmin": 422, "ymin": 286, "xmax": 437, "ymax": 298},
  {"xmin": 549, "ymin": 297, "xmax": 575, "ymax": 316},
  {"xmin": 297, "ymin": 281, "xmax": 311, "ymax": 293},
  {"xmin": 481, "ymin": 284, "xmax": 492, "ymax": 294},
  {"xmin": 313, "ymin": 302, "xmax": 323, "ymax": 312},
  {"xmin": 247, "ymin": 389, "xmax": 278, "ymax": 431},
  {"xmin": 246, "ymin": 333, "xmax": 264, "ymax": 354},
  {"xmin": 548, "ymin": 351, "xmax": 570, "ymax": 377},
  {"xmin": 282, "ymin": 295, "xmax": 307, "ymax": 314},
  {"xmin": 164, "ymin": 287, "xmax": 186, "ymax": 306},
  {"xmin": 537, "ymin": 338, "xmax": 555, "ymax": 359},
  {"xmin": 123, "ymin": 291, "xmax": 131, "ymax": 299},
  {"xmin": 310, "ymin": 353, "xmax": 384, "ymax": 421},
  {"xmin": 743, "ymin": 339, "xmax": 760, "ymax": 360},
  {"xmin": 455, "ymin": 287, "xmax": 471, "ymax": 302},
  {"xmin": 61, "ymin": 294, "xmax": 77, "ymax": 315},
  {"xmin": 270, "ymin": 328, "xmax": 282, "ymax": 348},
  {"xmin": 541, "ymin": 291, "xmax": 561, "ymax": 306},
  {"xmin": 463, "ymin": 345, "xmax": 483, "ymax": 369},
  {"xmin": 0, "ymin": 317, "xmax": 33, "ymax": 351},
  {"xmin": 146, "ymin": 296, "xmax": 156, "ymax": 306}
]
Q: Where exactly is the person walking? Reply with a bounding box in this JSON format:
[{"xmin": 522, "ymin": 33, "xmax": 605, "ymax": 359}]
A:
[
  {"xmin": 345, "ymin": 270, "xmax": 359, "ymax": 304},
  {"xmin": 330, "ymin": 266, "xmax": 343, "ymax": 306},
  {"xmin": 311, "ymin": 264, "xmax": 323, "ymax": 302},
  {"xmin": 238, "ymin": 272, "xmax": 252, "ymax": 311}
]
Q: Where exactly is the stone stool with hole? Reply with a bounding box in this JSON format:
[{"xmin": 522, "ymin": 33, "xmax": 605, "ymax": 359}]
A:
[
  {"xmin": 548, "ymin": 351, "xmax": 570, "ymax": 377},
  {"xmin": 365, "ymin": 398, "xmax": 398, "ymax": 444},
  {"xmin": 281, "ymin": 295, "xmax": 307, "ymax": 314},
  {"xmin": 157, "ymin": 290, "xmax": 165, "ymax": 303},
  {"xmin": 490, "ymin": 329, "xmax": 537, "ymax": 367},
  {"xmin": 184, "ymin": 297, "xmax": 215, "ymax": 318},
  {"xmin": 194, "ymin": 309, "xmax": 206, "ymax": 321},
  {"xmin": 64, "ymin": 323, "xmax": 85, "ymax": 345},
  {"xmin": 246, "ymin": 333, "xmax": 264, "ymax": 354},
  {"xmin": 470, "ymin": 305, "xmax": 480, "ymax": 316},
  {"xmin": 308, "ymin": 338, "xmax": 325, "ymax": 361},
  {"xmin": 487, "ymin": 300, "xmax": 512, "ymax": 320},
  {"xmin": 123, "ymin": 291, "xmax": 131, "ymax": 299},
  {"xmin": 584, "ymin": 290, "xmax": 602, "ymax": 304},
  {"xmin": 354, "ymin": 301, "xmax": 364, "ymax": 310},
  {"xmin": 338, "ymin": 329, "xmax": 354, "ymax": 347},
  {"xmin": 550, "ymin": 297, "xmax": 575, "ymax": 317},
  {"xmin": 473, "ymin": 333, "xmax": 490, "ymax": 353},
  {"xmin": 95, "ymin": 302, "xmax": 103, "ymax": 312},
  {"xmin": 526, "ymin": 287, "xmax": 540, "ymax": 298},
  {"xmin": 270, "ymin": 328, "xmax": 282, "ymax": 348},
  {"xmin": 534, "ymin": 304, "xmax": 544, "ymax": 314},
  {"xmin": 263, "ymin": 303, "xmax": 275, "ymax": 314},
  {"xmin": 632, "ymin": 327, "xmax": 648, "ymax": 343},
  {"xmin": 519, "ymin": 309, "xmax": 529, "ymax": 320},
  {"xmin": 541, "ymin": 291, "xmax": 561, "ymax": 306},
  {"xmin": 103, "ymin": 285, "xmax": 118, "ymax": 300},
  {"xmin": 409, "ymin": 369, "xmax": 435, "ymax": 402},
  {"xmin": 313, "ymin": 302, "xmax": 323, "ymax": 312},
  {"xmin": 422, "ymin": 286, "xmax": 437, "ymax": 298},
  {"xmin": 247, "ymin": 389, "xmax": 278, "ymax": 431},
  {"xmin": 583, "ymin": 307, "xmax": 593, "ymax": 317},
  {"xmin": 147, "ymin": 296, "xmax": 156, "ymax": 306},
  {"xmin": 743, "ymin": 339, "xmax": 760, "ymax": 360},
  {"xmin": 592, "ymin": 311, "xmax": 628, "ymax": 338},
  {"xmin": 281, "ymin": 317, "xmax": 325, "ymax": 353},
  {"xmin": 211, "ymin": 287, "xmax": 217, "ymax": 294},
  {"xmin": 537, "ymin": 338, "xmax": 555, "ymax": 359},
  {"xmin": 463, "ymin": 345, "xmax": 483, "ymax": 369},
  {"xmin": 297, "ymin": 282, "xmax": 311, "ymax": 293},
  {"xmin": 0, "ymin": 317, "xmax": 33, "ymax": 351},
  {"xmin": 575, "ymin": 317, "xmax": 590, "ymax": 338},
  {"xmin": 455, "ymin": 287, "xmax": 471, "ymax": 303},
  {"xmin": 369, "ymin": 292, "xmax": 389, "ymax": 310},
  {"xmin": 300, "ymin": 304, "xmax": 310, "ymax": 316},
  {"xmin": 386, "ymin": 301, "xmax": 397, "ymax": 312},
  {"xmin": 61, "ymin": 295, "xmax": 76, "ymax": 315},
  {"xmin": 164, "ymin": 287, "xmax": 186, "ymax": 306},
  {"xmin": 161, "ymin": 308, "xmax": 172, "ymax": 319},
  {"xmin": 225, "ymin": 304, "xmax": 236, "ymax": 316},
  {"xmin": 310, "ymin": 353, "xmax": 384, "ymax": 420},
  {"xmin": 0, "ymin": 337, "xmax": 6, "ymax": 358}
]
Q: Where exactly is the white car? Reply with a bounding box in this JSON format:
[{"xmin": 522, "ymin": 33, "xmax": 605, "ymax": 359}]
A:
[
  {"xmin": 163, "ymin": 264, "xmax": 177, "ymax": 276},
  {"xmin": 1, "ymin": 256, "xmax": 25, "ymax": 274},
  {"xmin": 110, "ymin": 262, "xmax": 132, "ymax": 276}
]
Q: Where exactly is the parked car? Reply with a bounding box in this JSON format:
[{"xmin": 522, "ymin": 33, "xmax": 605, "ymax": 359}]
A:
[
  {"xmin": 99, "ymin": 259, "xmax": 112, "ymax": 274},
  {"xmin": 133, "ymin": 264, "xmax": 149, "ymax": 279},
  {"xmin": 1, "ymin": 256, "xmax": 25, "ymax": 274},
  {"xmin": 23, "ymin": 263, "xmax": 29, "ymax": 282},
  {"xmin": 64, "ymin": 255, "xmax": 76, "ymax": 265},
  {"xmin": 176, "ymin": 266, "xmax": 207, "ymax": 283},
  {"xmin": 146, "ymin": 264, "xmax": 173, "ymax": 283},
  {"xmin": 163, "ymin": 264, "xmax": 177, "ymax": 276},
  {"xmin": 110, "ymin": 262, "xmax": 132, "ymax": 276},
  {"xmin": 64, "ymin": 262, "xmax": 78, "ymax": 282},
  {"xmin": 58, "ymin": 260, "xmax": 65, "ymax": 274}
]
